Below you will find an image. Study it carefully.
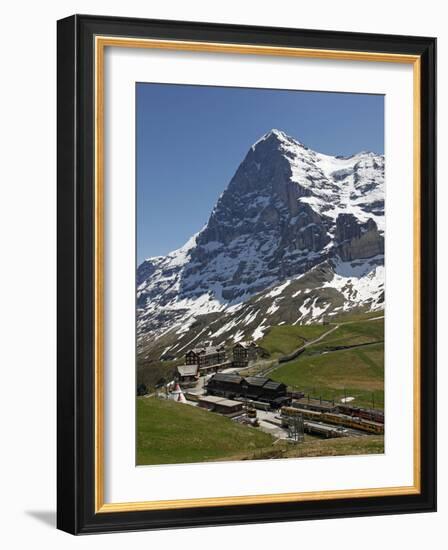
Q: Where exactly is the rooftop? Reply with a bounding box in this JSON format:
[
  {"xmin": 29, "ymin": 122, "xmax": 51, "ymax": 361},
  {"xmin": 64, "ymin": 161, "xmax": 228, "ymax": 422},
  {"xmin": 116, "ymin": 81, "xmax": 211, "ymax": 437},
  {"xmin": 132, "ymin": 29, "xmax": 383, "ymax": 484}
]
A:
[
  {"xmin": 235, "ymin": 341, "xmax": 257, "ymax": 349},
  {"xmin": 263, "ymin": 380, "xmax": 285, "ymax": 391},
  {"xmin": 208, "ymin": 373, "xmax": 286, "ymax": 389},
  {"xmin": 245, "ymin": 377, "xmax": 269, "ymax": 387},
  {"xmin": 210, "ymin": 372, "xmax": 243, "ymax": 384},
  {"xmin": 190, "ymin": 345, "xmax": 225, "ymax": 356},
  {"xmin": 199, "ymin": 395, "xmax": 242, "ymax": 408},
  {"xmin": 177, "ymin": 364, "xmax": 198, "ymax": 377},
  {"xmin": 199, "ymin": 395, "xmax": 227, "ymax": 403}
]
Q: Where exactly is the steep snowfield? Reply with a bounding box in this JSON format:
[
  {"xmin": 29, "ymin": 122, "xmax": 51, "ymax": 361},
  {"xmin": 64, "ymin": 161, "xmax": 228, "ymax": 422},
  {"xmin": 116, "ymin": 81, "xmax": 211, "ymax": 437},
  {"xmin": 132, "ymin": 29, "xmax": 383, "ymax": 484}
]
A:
[
  {"xmin": 324, "ymin": 256, "xmax": 385, "ymax": 312},
  {"xmin": 270, "ymin": 129, "xmax": 384, "ymax": 231}
]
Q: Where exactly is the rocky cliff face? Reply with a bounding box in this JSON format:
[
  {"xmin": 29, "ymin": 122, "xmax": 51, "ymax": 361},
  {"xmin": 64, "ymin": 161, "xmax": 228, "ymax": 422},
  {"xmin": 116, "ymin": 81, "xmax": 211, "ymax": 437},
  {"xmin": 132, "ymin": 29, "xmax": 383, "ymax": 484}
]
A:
[
  {"xmin": 335, "ymin": 214, "xmax": 384, "ymax": 261},
  {"xmin": 136, "ymin": 129, "xmax": 384, "ymax": 355}
]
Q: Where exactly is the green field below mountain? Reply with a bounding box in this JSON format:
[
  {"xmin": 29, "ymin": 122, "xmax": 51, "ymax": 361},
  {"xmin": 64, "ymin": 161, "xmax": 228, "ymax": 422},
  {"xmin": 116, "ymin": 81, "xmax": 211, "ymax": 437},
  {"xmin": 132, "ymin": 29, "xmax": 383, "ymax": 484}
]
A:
[
  {"xmin": 269, "ymin": 316, "xmax": 384, "ymax": 410},
  {"xmin": 221, "ymin": 434, "xmax": 384, "ymax": 461},
  {"xmin": 137, "ymin": 313, "xmax": 385, "ymax": 466},
  {"xmin": 137, "ymin": 397, "xmax": 274, "ymax": 465},
  {"xmin": 259, "ymin": 324, "xmax": 333, "ymax": 357},
  {"xmin": 305, "ymin": 318, "xmax": 383, "ymax": 352},
  {"xmin": 137, "ymin": 397, "xmax": 383, "ymax": 465}
]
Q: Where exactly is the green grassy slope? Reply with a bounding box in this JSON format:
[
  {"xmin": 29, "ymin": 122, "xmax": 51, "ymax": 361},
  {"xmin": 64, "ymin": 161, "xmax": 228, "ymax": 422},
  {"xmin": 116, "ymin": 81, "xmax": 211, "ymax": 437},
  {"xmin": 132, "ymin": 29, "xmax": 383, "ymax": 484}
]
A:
[
  {"xmin": 204, "ymin": 434, "xmax": 384, "ymax": 461},
  {"xmin": 329, "ymin": 311, "xmax": 384, "ymax": 323},
  {"xmin": 137, "ymin": 397, "xmax": 383, "ymax": 464},
  {"xmin": 137, "ymin": 397, "xmax": 274, "ymax": 465},
  {"xmin": 137, "ymin": 359, "xmax": 180, "ymax": 392},
  {"xmin": 259, "ymin": 324, "xmax": 332, "ymax": 357},
  {"xmin": 269, "ymin": 317, "xmax": 384, "ymax": 410},
  {"xmin": 280, "ymin": 434, "xmax": 384, "ymax": 458},
  {"xmin": 271, "ymin": 343, "xmax": 384, "ymax": 409},
  {"xmin": 305, "ymin": 319, "xmax": 384, "ymax": 353}
]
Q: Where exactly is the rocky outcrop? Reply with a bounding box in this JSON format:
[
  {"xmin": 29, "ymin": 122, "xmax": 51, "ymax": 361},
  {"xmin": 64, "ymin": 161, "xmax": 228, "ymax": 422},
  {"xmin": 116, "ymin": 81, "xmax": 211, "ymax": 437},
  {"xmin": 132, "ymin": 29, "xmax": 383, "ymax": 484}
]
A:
[
  {"xmin": 182, "ymin": 132, "xmax": 332, "ymax": 302},
  {"xmin": 334, "ymin": 214, "xmax": 384, "ymax": 261}
]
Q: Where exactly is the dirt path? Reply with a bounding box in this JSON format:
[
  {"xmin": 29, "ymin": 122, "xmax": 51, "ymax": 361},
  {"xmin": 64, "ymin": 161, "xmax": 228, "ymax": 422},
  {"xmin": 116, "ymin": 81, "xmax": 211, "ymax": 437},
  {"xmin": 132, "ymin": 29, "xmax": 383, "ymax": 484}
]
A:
[
  {"xmin": 303, "ymin": 324, "xmax": 340, "ymax": 347},
  {"xmin": 259, "ymin": 324, "xmax": 340, "ymax": 377},
  {"xmin": 244, "ymin": 315, "xmax": 383, "ymax": 379}
]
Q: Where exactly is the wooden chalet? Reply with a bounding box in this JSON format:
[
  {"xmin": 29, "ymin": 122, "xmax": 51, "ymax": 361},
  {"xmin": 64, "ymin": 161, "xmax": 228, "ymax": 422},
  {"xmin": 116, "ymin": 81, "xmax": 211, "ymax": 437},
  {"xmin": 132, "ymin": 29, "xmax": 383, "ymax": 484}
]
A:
[
  {"xmin": 175, "ymin": 364, "xmax": 199, "ymax": 386},
  {"xmin": 232, "ymin": 341, "xmax": 258, "ymax": 368},
  {"xmin": 205, "ymin": 373, "xmax": 245, "ymax": 399},
  {"xmin": 185, "ymin": 345, "xmax": 227, "ymax": 368},
  {"xmin": 243, "ymin": 377, "xmax": 288, "ymax": 406},
  {"xmin": 206, "ymin": 373, "xmax": 289, "ymax": 408}
]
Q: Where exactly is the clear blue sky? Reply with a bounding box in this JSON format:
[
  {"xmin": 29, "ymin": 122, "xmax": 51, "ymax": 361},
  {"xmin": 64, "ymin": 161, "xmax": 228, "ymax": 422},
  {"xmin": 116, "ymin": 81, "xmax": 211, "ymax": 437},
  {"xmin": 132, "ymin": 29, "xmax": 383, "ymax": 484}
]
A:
[{"xmin": 136, "ymin": 83, "xmax": 384, "ymax": 264}]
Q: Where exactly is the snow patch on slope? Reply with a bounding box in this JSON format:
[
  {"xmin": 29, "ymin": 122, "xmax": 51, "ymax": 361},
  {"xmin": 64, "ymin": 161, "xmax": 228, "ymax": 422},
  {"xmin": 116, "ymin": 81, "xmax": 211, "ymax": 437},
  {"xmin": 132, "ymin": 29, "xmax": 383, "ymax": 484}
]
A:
[
  {"xmin": 252, "ymin": 318, "xmax": 269, "ymax": 340},
  {"xmin": 324, "ymin": 257, "xmax": 384, "ymax": 310},
  {"xmin": 266, "ymin": 280, "xmax": 291, "ymax": 298}
]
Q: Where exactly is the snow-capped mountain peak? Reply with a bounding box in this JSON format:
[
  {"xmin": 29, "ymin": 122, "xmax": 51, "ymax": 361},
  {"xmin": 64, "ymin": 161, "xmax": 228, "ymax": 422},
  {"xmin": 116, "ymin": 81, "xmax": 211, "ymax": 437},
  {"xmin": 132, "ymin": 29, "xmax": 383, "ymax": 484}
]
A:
[
  {"xmin": 252, "ymin": 128, "xmax": 306, "ymax": 150},
  {"xmin": 137, "ymin": 130, "xmax": 384, "ymax": 355}
]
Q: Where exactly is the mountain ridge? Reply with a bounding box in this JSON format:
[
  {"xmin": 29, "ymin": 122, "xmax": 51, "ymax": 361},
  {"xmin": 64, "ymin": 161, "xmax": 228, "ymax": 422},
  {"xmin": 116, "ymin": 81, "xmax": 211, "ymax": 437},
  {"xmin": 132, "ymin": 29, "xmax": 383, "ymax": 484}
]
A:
[{"xmin": 136, "ymin": 129, "xmax": 384, "ymax": 360}]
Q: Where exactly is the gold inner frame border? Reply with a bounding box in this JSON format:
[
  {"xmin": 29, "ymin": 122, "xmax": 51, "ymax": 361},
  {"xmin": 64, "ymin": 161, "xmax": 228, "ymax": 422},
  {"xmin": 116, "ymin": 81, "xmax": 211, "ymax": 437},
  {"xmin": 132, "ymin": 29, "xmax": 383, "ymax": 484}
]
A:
[{"xmin": 94, "ymin": 36, "xmax": 421, "ymax": 513}]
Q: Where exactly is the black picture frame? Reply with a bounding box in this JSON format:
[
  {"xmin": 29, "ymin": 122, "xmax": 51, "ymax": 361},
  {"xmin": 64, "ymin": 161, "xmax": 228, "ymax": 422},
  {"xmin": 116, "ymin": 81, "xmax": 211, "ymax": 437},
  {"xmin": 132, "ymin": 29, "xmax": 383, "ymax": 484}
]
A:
[{"xmin": 57, "ymin": 14, "xmax": 436, "ymax": 534}]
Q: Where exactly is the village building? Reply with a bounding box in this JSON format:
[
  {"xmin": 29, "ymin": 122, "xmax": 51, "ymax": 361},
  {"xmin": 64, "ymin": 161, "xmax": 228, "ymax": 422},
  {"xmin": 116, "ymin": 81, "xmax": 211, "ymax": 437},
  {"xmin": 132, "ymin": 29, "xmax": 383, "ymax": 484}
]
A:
[
  {"xmin": 232, "ymin": 341, "xmax": 258, "ymax": 368},
  {"xmin": 243, "ymin": 377, "xmax": 288, "ymax": 407},
  {"xmin": 205, "ymin": 373, "xmax": 245, "ymax": 398},
  {"xmin": 197, "ymin": 395, "xmax": 243, "ymax": 416},
  {"xmin": 185, "ymin": 345, "xmax": 227, "ymax": 368},
  {"xmin": 206, "ymin": 373, "xmax": 289, "ymax": 408},
  {"xmin": 175, "ymin": 364, "xmax": 199, "ymax": 387}
]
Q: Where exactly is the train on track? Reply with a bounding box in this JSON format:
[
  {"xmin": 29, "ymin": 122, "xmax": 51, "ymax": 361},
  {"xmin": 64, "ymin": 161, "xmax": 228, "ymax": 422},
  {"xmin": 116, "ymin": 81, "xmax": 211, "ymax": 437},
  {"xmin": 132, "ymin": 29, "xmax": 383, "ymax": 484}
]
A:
[
  {"xmin": 281, "ymin": 406, "xmax": 384, "ymax": 435},
  {"xmin": 336, "ymin": 404, "xmax": 384, "ymax": 424},
  {"xmin": 303, "ymin": 421, "xmax": 348, "ymax": 439}
]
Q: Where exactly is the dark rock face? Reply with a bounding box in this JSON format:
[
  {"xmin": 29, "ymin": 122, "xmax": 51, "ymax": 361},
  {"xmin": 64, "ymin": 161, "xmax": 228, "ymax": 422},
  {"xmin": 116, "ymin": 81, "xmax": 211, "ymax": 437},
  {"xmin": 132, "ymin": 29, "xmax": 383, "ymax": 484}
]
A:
[
  {"xmin": 182, "ymin": 132, "xmax": 332, "ymax": 302},
  {"xmin": 335, "ymin": 213, "xmax": 362, "ymax": 242},
  {"xmin": 334, "ymin": 214, "xmax": 384, "ymax": 261},
  {"xmin": 137, "ymin": 259, "xmax": 158, "ymax": 287}
]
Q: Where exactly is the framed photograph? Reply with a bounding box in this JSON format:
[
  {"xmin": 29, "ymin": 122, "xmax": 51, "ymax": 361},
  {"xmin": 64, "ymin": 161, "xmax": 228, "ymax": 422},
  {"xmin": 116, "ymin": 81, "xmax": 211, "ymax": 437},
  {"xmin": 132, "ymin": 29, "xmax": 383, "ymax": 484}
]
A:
[{"xmin": 57, "ymin": 14, "xmax": 436, "ymax": 534}]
